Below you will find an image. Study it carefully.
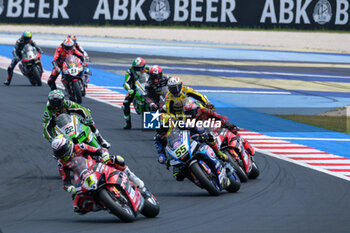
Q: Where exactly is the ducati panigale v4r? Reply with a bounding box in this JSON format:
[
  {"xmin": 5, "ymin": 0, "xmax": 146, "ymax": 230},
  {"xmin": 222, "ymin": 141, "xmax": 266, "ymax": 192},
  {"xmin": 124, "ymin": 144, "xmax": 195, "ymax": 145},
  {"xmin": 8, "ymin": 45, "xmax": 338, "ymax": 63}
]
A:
[
  {"xmin": 68, "ymin": 156, "xmax": 159, "ymax": 222},
  {"xmin": 62, "ymin": 55, "xmax": 91, "ymax": 104},
  {"xmin": 54, "ymin": 113, "xmax": 101, "ymax": 148},
  {"xmin": 166, "ymin": 127, "xmax": 241, "ymax": 196},
  {"xmin": 212, "ymin": 127, "xmax": 259, "ymax": 182},
  {"xmin": 19, "ymin": 44, "xmax": 43, "ymax": 86}
]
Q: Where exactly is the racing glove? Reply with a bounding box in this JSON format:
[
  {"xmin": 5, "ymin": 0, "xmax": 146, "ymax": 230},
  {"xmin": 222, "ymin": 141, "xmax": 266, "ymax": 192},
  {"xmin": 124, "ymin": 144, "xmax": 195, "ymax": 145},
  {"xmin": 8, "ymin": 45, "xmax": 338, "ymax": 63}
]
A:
[
  {"xmin": 101, "ymin": 151, "xmax": 111, "ymax": 163},
  {"xmin": 158, "ymin": 153, "xmax": 167, "ymax": 164},
  {"xmin": 206, "ymin": 102, "xmax": 214, "ymax": 110},
  {"xmin": 127, "ymin": 89, "xmax": 134, "ymax": 95},
  {"xmin": 67, "ymin": 186, "xmax": 76, "ymax": 195}
]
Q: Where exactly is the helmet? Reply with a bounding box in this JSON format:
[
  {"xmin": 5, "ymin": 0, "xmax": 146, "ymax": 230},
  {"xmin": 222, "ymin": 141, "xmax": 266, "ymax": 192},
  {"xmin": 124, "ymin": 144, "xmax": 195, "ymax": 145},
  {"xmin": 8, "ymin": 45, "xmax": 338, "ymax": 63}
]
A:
[
  {"xmin": 167, "ymin": 76, "xmax": 183, "ymax": 96},
  {"xmin": 67, "ymin": 34, "xmax": 77, "ymax": 46},
  {"xmin": 51, "ymin": 135, "xmax": 74, "ymax": 162},
  {"xmin": 63, "ymin": 38, "xmax": 74, "ymax": 52},
  {"xmin": 183, "ymin": 101, "xmax": 200, "ymax": 119},
  {"xmin": 149, "ymin": 65, "xmax": 163, "ymax": 84},
  {"xmin": 48, "ymin": 90, "xmax": 65, "ymax": 111},
  {"xmin": 22, "ymin": 31, "xmax": 32, "ymax": 42},
  {"xmin": 132, "ymin": 57, "xmax": 146, "ymax": 75}
]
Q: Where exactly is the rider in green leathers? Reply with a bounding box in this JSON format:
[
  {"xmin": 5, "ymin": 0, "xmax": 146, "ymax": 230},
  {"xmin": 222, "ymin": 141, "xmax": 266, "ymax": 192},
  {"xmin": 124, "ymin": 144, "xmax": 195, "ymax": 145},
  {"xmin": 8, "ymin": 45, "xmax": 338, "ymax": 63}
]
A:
[
  {"xmin": 42, "ymin": 90, "xmax": 110, "ymax": 148},
  {"xmin": 122, "ymin": 57, "xmax": 149, "ymax": 129}
]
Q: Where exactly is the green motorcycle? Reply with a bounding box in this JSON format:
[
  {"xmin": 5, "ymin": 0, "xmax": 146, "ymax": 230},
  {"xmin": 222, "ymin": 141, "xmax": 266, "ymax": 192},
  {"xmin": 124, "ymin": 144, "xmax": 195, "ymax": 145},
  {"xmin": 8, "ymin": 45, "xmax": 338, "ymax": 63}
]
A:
[
  {"xmin": 54, "ymin": 113, "xmax": 100, "ymax": 147},
  {"xmin": 132, "ymin": 73, "xmax": 150, "ymax": 115}
]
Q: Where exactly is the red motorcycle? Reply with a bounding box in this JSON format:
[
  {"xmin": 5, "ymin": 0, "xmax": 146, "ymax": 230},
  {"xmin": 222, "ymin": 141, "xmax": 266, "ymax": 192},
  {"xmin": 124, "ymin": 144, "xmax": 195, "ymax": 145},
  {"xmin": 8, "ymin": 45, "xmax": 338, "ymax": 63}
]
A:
[
  {"xmin": 19, "ymin": 44, "xmax": 43, "ymax": 86},
  {"xmin": 70, "ymin": 156, "xmax": 159, "ymax": 222},
  {"xmin": 211, "ymin": 127, "xmax": 259, "ymax": 182},
  {"xmin": 61, "ymin": 55, "xmax": 90, "ymax": 103}
]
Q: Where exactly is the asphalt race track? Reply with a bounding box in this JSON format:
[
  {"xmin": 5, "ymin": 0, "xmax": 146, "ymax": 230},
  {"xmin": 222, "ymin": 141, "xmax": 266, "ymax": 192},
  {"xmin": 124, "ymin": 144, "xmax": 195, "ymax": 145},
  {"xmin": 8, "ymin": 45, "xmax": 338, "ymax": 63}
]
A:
[{"xmin": 1, "ymin": 70, "xmax": 350, "ymax": 233}]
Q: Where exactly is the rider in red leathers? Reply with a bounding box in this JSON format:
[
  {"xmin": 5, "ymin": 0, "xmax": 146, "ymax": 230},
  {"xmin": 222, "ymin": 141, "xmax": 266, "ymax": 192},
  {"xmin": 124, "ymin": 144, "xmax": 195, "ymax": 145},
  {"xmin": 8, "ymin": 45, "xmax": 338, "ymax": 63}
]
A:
[
  {"xmin": 48, "ymin": 37, "xmax": 86, "ymax": 90},
  {"xmin": 51, "ymin": 135, "xmax": 145, "ymax": 214},
  {"xmin": 183, "ymin": 102, "xmax": 255, "ymax": 156}
]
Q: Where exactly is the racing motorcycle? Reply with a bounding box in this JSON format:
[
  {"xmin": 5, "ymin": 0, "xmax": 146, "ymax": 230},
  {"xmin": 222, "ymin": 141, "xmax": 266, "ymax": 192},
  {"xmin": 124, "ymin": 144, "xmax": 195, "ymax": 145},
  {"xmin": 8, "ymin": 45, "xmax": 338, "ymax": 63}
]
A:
[
  {"xmin": 69, "ymin": 156, "xmax": 159, "ymax": 222},
  {"xmin": 212, "ymin": 127, "xmax": 259, "ymax": 182},
  {"xmin": 19, "ymin": 44, "xmax": 43, "ymax": 86},
  {"xmin": 54, "ymin": 113, "xmax": 101, "ymax": 148},
  {"xmin": 61, "ymin": 55, "xmax": 91, "ymax": 104},
  {"xmin": 133, "ymin": 73, "xmax": 150, "ymax": 114},
  {"xmin": 166, "ymin": 127, "xmax": 241, "ymax": 196}
]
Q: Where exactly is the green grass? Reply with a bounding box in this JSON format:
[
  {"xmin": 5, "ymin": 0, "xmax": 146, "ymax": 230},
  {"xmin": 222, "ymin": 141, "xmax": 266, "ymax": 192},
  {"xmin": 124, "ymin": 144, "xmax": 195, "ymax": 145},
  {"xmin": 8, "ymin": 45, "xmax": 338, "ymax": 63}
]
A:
[{"xmin": 275, "ymin": 114, "xmax": 350, "ymax": 134}]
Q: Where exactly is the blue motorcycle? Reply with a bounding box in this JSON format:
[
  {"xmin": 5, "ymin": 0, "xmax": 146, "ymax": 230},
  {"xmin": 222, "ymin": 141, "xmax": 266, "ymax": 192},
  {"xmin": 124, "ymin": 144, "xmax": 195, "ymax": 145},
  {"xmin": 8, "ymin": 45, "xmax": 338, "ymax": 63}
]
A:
[{"xmin": 166, "ymin": 128, "xmax": 241, "ymax": 196}]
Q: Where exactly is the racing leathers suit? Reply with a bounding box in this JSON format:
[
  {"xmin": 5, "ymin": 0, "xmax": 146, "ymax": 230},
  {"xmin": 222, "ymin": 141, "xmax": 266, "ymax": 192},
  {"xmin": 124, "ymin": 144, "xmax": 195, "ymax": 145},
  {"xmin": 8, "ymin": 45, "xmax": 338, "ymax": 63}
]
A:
[
  {"xmin": 144, "ymin": 75, "xmax": 170, "ymax": 112},
  {"xmin": 42, "ymin": 99, "xmax": 110, "ymax": 148},
  {"xmin": 4, "ymin": 37, "xmax": 43, "ymax": 85},
  {"xmin": 193, "ymin": 108, "xmax": 255, "ymax": 156},
  {"xmin": 122, "ymin": 66, "xmax": 149, "ymax": 128},
  {"xmin": 165, "ymin": 86, "xmax": 211, "ymax": 117},
  {"xmin": 48, "ymin": 45, "xmax": 85, "ymax": 90},
  {"xmin": 57, "ymin": 143, "xmax": 144, "ymax": 214}
]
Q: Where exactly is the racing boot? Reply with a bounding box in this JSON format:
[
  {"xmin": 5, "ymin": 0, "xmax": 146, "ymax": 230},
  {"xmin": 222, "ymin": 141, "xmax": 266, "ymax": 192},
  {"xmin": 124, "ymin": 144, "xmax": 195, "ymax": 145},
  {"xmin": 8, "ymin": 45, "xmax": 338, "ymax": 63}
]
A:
[
  {"xmin": 4, "ymin": 67, "xmax": 13, "ymax": 86},
  {"xmin": 123, "ymin": 116, "xmax": 131, "ymax": 129},
  {"xmin": 208, "ymin": 140, "xmax": 228, "ymax": 161},
  {"xmin": 95, "ymin": 129, "xmax": 111, "ymax": 148},
  {"xmin": 125, "ymin": 166, "xmax": 145, "ymax": 189},
  {"xmin": 172, "ymin": 167, "xmax": 185, "ymax": 181}
]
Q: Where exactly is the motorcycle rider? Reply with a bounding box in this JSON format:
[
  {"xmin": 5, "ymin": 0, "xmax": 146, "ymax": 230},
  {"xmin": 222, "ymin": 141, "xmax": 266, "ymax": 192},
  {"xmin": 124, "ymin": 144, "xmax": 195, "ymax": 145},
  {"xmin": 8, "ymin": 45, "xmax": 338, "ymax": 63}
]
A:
[
  {"xmin": 42, "ymin": 89, "xmax": 111, "ymax": 148},
  {"xmin": 183, "ymin": 101, "xmax": 255, "ymax": 156},
  {"xmin": 145, "ymin": 65, "xmax": 170, "ymax": 112},
  {"xmin": 4, "ymin": 31, "xmax": 43, "ymax": 86},
  {"xmin": 165, "ymin": 76, "xmax": 214, "ymax": 117},
  {"xmin": 67, "ymin": 34, "xmax": 89, "ymax": 60},
  {"xmin": 48, "ymin": 37, "xmax": 86, "ymax": 90},
  {"xmin": 122, "ymin": 57, "xmax": 149, "ymax": 129},
  {"xmin": 154, "ymin": 114, "xmax": 228, "ymax": 181},
  {"xmin": 51, "ymin": 134, "xmax": 145, "ymax": 214}
]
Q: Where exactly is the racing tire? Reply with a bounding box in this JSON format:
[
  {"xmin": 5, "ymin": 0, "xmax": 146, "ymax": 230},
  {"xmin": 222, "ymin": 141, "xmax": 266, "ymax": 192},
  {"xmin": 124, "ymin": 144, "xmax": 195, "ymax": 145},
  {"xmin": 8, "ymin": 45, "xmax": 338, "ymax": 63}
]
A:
[
  {"xmin": 190, "ymin": 162, "xmax": 220, "ymax": 196},
  {"xmin": 225, "ymin": 151, "xmax": 248, "ymax": 183},
  {"xmin": 32, "ymin": 66, "xmax": 42, "ymax": 86},
  {"xmin": 225, "ymin": 172, "xmax": 241, "ymax": 193},
  {"xmin": 72, "ymin": 81, "xmax": 82, "ymax": 103},
  {"xmin": 140, "ymin": 194, "xmax": 160, "ymax": 218},
  {"xmin": 248, "ymin": 161, "xmax": 260, "ymax": 179},
  {"xmin": 98, "ymin": 188, "xmax": 135, "ymax": 222}
]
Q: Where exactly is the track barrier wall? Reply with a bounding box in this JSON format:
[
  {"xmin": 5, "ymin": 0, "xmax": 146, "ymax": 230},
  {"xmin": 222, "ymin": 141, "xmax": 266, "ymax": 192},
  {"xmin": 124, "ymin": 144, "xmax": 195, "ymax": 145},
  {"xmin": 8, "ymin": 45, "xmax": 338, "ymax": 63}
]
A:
[{"xmin": 1, "ymin": 0, "xmax": 350, "ymax": 30}]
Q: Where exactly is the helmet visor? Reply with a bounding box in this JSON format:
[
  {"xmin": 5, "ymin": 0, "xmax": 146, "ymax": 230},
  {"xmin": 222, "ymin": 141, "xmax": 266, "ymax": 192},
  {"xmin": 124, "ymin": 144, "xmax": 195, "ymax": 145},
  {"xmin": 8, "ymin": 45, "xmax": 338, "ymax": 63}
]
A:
[
  {"xmin": 169, "ymin": 83, "xmax": 182, "ymax": 96},
  {"xmin": 50, "ymin": 98, "xmax": 64, "ymax": 110},
  {"xmin": 54, "ymin": 141, "xmax": 72, "ymax": 161}
]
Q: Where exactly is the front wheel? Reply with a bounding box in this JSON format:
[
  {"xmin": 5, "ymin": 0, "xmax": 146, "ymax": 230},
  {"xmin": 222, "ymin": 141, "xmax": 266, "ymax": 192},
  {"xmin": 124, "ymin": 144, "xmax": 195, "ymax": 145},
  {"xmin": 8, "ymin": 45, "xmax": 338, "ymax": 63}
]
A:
[
  {"xmin": 140, "ymin": 191, "xmax": 160, "ymax": 218},
  {"xmin": 225, "ymin": 151, "xmax": 248, "ymax": 183},
  {"xmin": 225, "ymin": 172, "xmax": 241, "ymax": 193},
  {"xmin": 32, "ymin": 65, "xmax": 42, "ymax": 86},
  {"xmin": 72, "ymin": 81, "xmax": 82, "ymax": 103},
  {"xmin": 98, "ymin": 188, "xmax": 135, "ymax": 222},
  {"xmin": 248, "ymin": 161, "xmax": 260, "ymax": 179},
  {"xmin": 190, "ymin": 162, "xmax": 220, "ymax": 196}
]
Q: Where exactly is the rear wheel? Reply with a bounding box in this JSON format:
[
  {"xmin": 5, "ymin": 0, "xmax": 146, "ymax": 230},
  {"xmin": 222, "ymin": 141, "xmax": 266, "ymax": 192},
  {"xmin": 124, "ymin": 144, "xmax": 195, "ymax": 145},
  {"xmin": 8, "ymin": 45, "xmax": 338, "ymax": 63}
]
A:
[
  {"xmin": 72, "ymin": 81, "xmax": 82, "ymax": 103},
  {"xmin": 225, "ymin": 151, "xmax": 248, "ymax": 183},
  {"xmin": 32, "ymin": 66, "xmax": 42, "ymax": 86},
  {"xmin": 98, "ymin": 188, "xmax": 135, "ymax": 222},
  {"xmin": 190, "ymin": 162, "xmax": 220, "ymax": 196}
]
